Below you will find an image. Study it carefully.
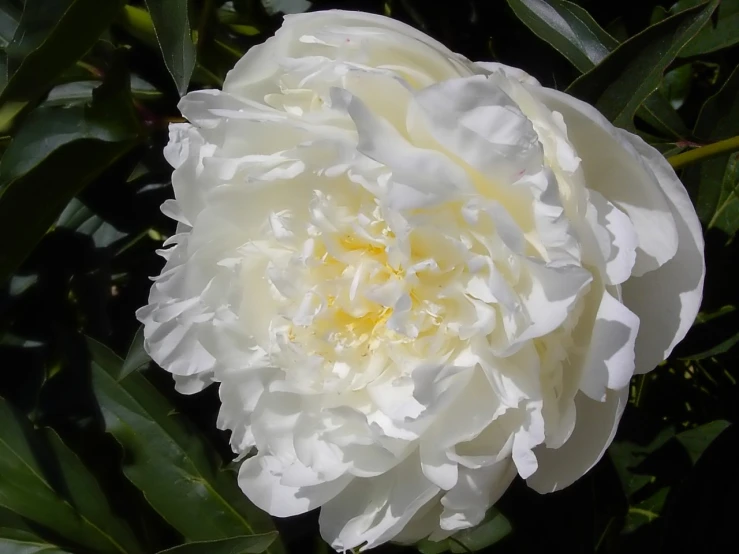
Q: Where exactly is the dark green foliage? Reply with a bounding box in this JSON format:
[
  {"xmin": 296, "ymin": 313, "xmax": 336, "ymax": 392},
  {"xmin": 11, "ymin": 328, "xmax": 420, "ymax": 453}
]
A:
[{"xmin": 1, "ymin": 1, "xmax": 738, "ymax": 553}]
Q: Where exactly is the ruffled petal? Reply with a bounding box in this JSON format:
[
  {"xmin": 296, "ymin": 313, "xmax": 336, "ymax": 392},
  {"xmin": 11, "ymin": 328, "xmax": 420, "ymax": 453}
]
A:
[
  {"xmin": 618, "ymin": 132, "xmax": 705, "ymax": 374},
  {"xmin": 532, "ymin": 87, "xmax": 680, "ymax": 277},
  {"xmin": 239, "ymin": 454, "xmax": 353, "ymax": 517},
  {"xmin": 526, "ymin": 387, "xmax": 629, "ymax": 493}
]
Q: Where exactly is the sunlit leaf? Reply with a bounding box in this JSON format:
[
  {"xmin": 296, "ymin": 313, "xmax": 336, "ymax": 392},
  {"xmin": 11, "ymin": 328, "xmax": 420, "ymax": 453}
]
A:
[
  {"xmin": 144, "ymin": 0, "xmax": 195, "ymax": 96},
  {"xmin": 56, "ymin": 198, "xmax": 128, "ymax": 248},
  {"xmin": 449, "ymin": 509, "xmax": 512, "ymax": 552},
  {"xmin": 506, "ymin": 0, "xmax": 617, "ymax": 73},
  {"xmin": 0, "ymin": 528, "xmax": 72, "ymax": 554},
  {"xmin": 120, "ymin": 326, "xmax": 150, "ymax": 381},
  {"xmin": 156, "ymin": 533, "xmax": 278, "ymax": 554},
  {"xmin": 261, "ymin": 0, "xmax": 312, "ymax": 16},
  {"xmin": 44, "ymin": 76, "xmax": 162, "ymax": 107},
  {"xmin": 659, "ymin": 64, "xmax": 693, "ymax": 110},
  {"xmin": 566, "ymin": 1, "xmax": 718, "ymax": 129},
  {"xmin": 0, "ymin": 0, "xmax": 126, "ymax": 130},
  {"xmin": 623, "ymin": 487, "xmax": 668, "ymax": 533},
  {"xmin": 0, "ymin": 2, "xmax": 20, "ymax": 47},
  {"xmin": 415, "ymin": 509, "xmax": 511, "ymax": 553},
  {"xmin": 506, "ymin": 0, "xmax": 691, "ymax": 138}
]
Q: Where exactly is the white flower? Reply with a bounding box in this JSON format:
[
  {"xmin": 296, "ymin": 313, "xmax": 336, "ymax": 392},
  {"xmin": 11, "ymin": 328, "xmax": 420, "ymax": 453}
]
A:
[{"xmin": 137, "ymin": 10, "xmax": 705, "ymax": 551}]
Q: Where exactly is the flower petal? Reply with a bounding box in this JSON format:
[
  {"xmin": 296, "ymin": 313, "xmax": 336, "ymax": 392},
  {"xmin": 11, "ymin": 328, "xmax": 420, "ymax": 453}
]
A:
[
  {"xmin": 319, "ymin": 451, "xmax": 439, "ymax": 551},
  {"xmin": 578, "ymin": 289, "xmax": 640, "ymax": 401},
  {"xmin": 532, "ymin": 87, "xmax": 679, "ymax": 276},
  {"xmin": 239, "ymin": 454, "xmax": 353, "ymax": 517},
  {"xmin": 439, "ymin": 460, "xmax": 515, "ymax": 531},
  {"xmin": 618, "ymin": 132, "xmax": 705, "ymax": 374},
  {"xmin": 526, "ymin": 387, "xmax": 628, "ymax": 493}
]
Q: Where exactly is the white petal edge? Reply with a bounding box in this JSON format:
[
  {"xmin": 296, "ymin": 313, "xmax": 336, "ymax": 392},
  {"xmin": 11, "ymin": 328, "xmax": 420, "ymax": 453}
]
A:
[
  {"xmin": 531, "ymin": 86, "xmax": 680, "ymax": 277},
  {"xmin": 238, "ymin": 454, "xmax": 353, "ymax": 518},
  {"xmin": 526, "ymin": 387, "xmax": 628, "ymax": 493},
  {"xmin": 618, "ymin": 132, "xmax": 705, "ymax": 373}
]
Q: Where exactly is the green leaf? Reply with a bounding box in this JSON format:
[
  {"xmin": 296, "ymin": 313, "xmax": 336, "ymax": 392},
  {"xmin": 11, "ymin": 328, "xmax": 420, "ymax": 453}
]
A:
[
  {"xmin": 0, "ymin": 54, "xmax": 141, "ymax": 284},
  {"xmin": 416, "ymin": 539, "xmax": 450, "ymax": 554},
  {"xmin": 0, "ymin": 0, "xmax": 126, "ymax": 130},
  {"xmin": 44, "ymin": 76, "xmax": 163, "ymax": 107},
  {"xmin": 56, "ymin": 198, "xmax": 128, "ymax": 248},
  {"xmin": 449, "ymin": 509, "xmax": 512, "ymax": 552},
  {"xmin": 675, "ymin": 420, "xmax": 731, "ymax": 464},
  {"xmin": 87, "ymin": 338, "xmax": 284, "ymax": 553},
  {"xmin": 156, "ymin": 533, "xmax": 278, "ymax": 554},
  {"xmin": 505, "ymin": 0, "xmax": 617, "ymax": 73},
  {"xmin": 693, "ymin": 65, "xmax": 739, "ymax": 142},
  {"xmin": 0, "ymin": 1, "xmax": 20, "ymax": 46},
  {"xmin": 660, "ymin": 424, "xmax": 738, "ymax": 552},
  {"xmin": 609, "ymin": 425, "xmax": 676, "ymax": 498},
  {"xmin": 639, "ymin": 94, "xmax": 693, "ymax": 139},
  {"xmin": 684, "ymin": 65, "xmax": 739, "ymax": 236},
  {"xmin": 119, "ymin": 4, "xmax": 158, "ymax": 49},
  {"xmin": 0, "ymin": 397, "xmax": 142, "ymax": 553},
  {"xmin": 2, "ymin": 1, "xmax": 70, "ymax": 75},
  {"xmin": 144, "ymin": 0, "xmax": 196, "ymax": 96},
  {"xmin": 623, "ymin": 487, "xmax": 669, "ymax": 533},
  {"xmin": 705, "ymin": 152, "xmax": 739, "ymax": 235},
  {"xmin": 0, "ymin": 528, "xmax": 72, "ymax": 554},
  {"xmin": 260, "ymin": 0, "xmax": 312, "ymax": 16},
  {"xmin": 658, "ymin": 64, "xmax": 693, "ymax": 110},
  {"xmin": 680, "ymin": 0, "xmax": 739, "ymax": 56},
  {"xmin": 416, "ymin": 509, "xmax": 512, "ymax": 554},
  {"xmin": 506, "ymin": 0, "xmax": 690, "ymax": 139},
  {"xmin": 120, "ymin": 326, "xmax": 151, "ymax": 381},
  {"xmin": 566, "ymin": 1, "xmax": 718, "ymax": 129},
  {"xmin": 681, "ymin": 329, "xmax": 739, "ymax": 360}
]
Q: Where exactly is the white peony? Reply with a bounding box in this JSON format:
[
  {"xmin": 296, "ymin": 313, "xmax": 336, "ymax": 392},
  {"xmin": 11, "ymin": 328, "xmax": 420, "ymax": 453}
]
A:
[{"xmin": 137, "ymin": 10, "xmax": 705, "ymax": 552}]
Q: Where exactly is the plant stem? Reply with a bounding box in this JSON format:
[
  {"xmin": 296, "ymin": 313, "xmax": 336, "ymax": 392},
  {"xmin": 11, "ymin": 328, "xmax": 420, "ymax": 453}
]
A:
[{"xmin": 668, "ymin": 135, "xmax": 739, "ymax": 169}]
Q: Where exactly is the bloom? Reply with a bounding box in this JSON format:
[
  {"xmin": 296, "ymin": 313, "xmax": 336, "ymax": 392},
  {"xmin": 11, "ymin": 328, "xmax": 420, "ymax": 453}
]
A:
[{"xmin": 137, "ymin": 9, "xmax": 705, "ymax": 551}]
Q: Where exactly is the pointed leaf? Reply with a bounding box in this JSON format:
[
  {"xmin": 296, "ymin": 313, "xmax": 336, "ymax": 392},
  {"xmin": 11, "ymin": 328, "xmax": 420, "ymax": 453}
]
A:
[
  {"xmin": 0, "ymin": 397, "xmax": 142, "ymax": 553},
  {"xmin": 120, "ymin": 326, "xmax": 151, "ymax": 381},
  {"xmin": 507, "ymin": 0, "xmax": 690, "ymax": 138},
  {"xmin": 56, "ymin": 198, "xmax": 128, "ymax": 248},
  {"xmin": 680, "ymin": 0, "xmax": 739, "ymax": 56},
  {"xmin": 0, "ymin": 529, "xmax": 72, "ymax": 554},
  {"xmin": 449, "ymin": 509, "xmax": 512, "ymax": 552},
  {"xmin": 684, "ymin": 65, "xmax": 739, "ymax": 237},
  {"xmin": 0, "ymin": 2, "xmax": 20, "ymax": 47},
  {"xmin": 87, "ymin": 338, "xmax": 284, "ymax": 553},
  {"xmin": 156, "ymin": 533, "xmax": 278, "ymax": 554},
  {"xmin": 44, "ymin": 77, "xmax": 163, "ymax": 108},
  {"xmin": 0, "ymin": 54, "xmax": 141, "ymax": 284},
  {"xmin": 681, "ymin": 330, "xmax": 739, "ymax": 360},
  {"xmin": 676, "ymin": 420, "xmax": 731, "ymax": 464},
  {"xmin": 566, "ymin": 1, "xmax": 718, "ymax": 129},
  {"xmin": 0, "ymin": 0, "xmax": 126, "ymax": 130},
  {"xmin": 623, "ymin": 487, "xmax": 669, "ymax": 533},
  {"xmin": 144, "ymin": 0, "xmax": 196, "ymax": 96},
  {"xmin": 260, "ymin": 1, "xmax": 313, "ymax": 16},
  {"xmin": 505, "ymin": 0, "xmax": 617, "ymax": 73}
]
